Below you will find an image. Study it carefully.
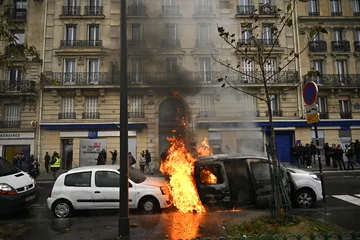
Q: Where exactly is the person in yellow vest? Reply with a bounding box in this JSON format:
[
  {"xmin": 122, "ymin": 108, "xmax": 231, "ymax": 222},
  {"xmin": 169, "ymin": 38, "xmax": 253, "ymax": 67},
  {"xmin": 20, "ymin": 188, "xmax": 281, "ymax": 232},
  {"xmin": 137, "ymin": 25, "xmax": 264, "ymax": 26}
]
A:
[{"xmin": 50, "ymin": 151, "xmax": 61, "ymax": 180}]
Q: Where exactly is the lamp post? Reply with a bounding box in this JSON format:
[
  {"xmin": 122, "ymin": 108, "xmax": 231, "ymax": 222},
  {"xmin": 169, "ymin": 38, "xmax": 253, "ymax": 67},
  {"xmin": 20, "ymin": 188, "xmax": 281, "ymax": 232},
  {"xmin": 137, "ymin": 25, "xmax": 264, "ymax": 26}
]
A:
[{"xmin": 118, "ymin": 0, "xmax": 129, "ymax": 237}]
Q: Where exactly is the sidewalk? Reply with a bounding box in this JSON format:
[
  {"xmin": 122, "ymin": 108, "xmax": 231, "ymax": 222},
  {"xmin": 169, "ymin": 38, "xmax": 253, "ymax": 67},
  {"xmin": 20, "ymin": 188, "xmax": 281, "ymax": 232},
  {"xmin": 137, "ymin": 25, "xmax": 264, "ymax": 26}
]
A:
[{"xmin": 282, "ymin": 161, "xmax": 360, "ymax": 173}]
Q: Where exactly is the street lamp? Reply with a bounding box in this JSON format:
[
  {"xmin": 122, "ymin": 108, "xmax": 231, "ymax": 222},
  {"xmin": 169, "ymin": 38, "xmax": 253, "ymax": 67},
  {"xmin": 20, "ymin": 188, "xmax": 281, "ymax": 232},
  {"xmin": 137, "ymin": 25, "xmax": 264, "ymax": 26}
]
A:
[{"xmin": 118, "ymin": 0, "xmax": 129, "ymax": 237}]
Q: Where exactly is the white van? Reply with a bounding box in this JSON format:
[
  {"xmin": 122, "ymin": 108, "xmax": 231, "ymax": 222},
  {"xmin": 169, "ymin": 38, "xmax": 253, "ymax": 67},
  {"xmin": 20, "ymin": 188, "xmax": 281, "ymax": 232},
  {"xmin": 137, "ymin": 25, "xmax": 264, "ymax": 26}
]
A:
[{"xmin": 0, "ymin": 157, "xmax": 39, "ymax": 216}]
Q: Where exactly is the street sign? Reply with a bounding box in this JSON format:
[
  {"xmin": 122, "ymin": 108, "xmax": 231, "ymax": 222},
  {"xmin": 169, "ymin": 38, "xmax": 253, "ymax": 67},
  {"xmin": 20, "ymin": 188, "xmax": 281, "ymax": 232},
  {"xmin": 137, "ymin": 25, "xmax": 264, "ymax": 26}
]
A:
[
  {"xmin": 306, "ymin": 104, "xmax": 318, "ymax": 116},
  {"xmin": 303, "ymin": 81, "xmax": 318, "ymax": 105},
  {"xmin": 306, "ymin": 113, "xmax": 319, "ymax": 124}
]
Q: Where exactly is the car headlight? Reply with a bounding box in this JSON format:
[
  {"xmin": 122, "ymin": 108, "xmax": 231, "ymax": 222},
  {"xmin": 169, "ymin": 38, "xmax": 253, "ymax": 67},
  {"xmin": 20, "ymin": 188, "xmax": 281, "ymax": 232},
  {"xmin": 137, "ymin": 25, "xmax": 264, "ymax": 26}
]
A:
[
  {"xmin": 0, "ymin": 183, "xmax": 17, "ymax": 195},
  {"xmin": 309, "ymin": 174, "xmax": 320, "ymax": 181},
  {"xmin": 160, "ymin": 186, "xmax": 170, "ymax": 195}
]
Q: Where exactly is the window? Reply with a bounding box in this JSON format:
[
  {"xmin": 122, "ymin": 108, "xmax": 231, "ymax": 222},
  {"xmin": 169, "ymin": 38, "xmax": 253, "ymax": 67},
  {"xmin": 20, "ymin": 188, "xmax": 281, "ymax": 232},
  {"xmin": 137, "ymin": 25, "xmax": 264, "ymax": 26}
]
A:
[
  {"xmin": 311, "ymin": 31, "xmax": 322, "ymax": 41},
  {"xmin": 335, "ymin": 60, "xmax": 347, "ymax": 84},
  {"xmin": 88, "ymin": 24, "xmax": 100, "ymax": 46},
  {"xmin": 355, "ymin": 29, "xmax": 360, "ymax": 41},
  {"xmin": 333, "ymin": 29, "xmax": 344, "ymax": 41},
  {"xmin": 15, "ymin": 0, "xmax": 27, "ymax": 9},
  {"xmin": 200, "ymin": 95, "xmax": 214, "ymax": 117},
  {"xmin": 199, "ymin": 165, "xmax": 224, "ymax": 185},
  {"xmin": 0, "ymin": 159, "xmax": 20, "ymax": 177},
  {"xmin": 251, "ymin": 162, "xmax": 270, "ymax": 181},
  {"xmin": 240, "ymin": 0, "xmax": 252, "ymax": 5},
  {"xmin": 330, "ymin": 0, "xmax": 342, "ymax": 15},
  {"xmin": 243, "ymin": 95, "xmax": 257, "ymax": 116},
  {"xmin": 208, "ymin": 132, "xmax": 222, "ymax": 154},
  {"xmin": 65, "ymin": 25, "xmax": 77, "ymax": 46},
  {"xmin": 130, "ymin": 58, "xmax": 143, "ymax": 83},
  {"xmin": 129, "ymin": 96, "xmax": 144, "ymax": 117},
  {"xmin": 165, "ymin": 58, "xmax": 178, "ymax": 80},
  {"xmin": 164, "ymin": 0, "xmax": 176, "ymax": 5},
  {"xmin": 62, "ymin": 97, "xmax": 75, "ymax": 115},
  {"xmin": 339, "ymin": 97, "xmax": 350, "ymax": 113},
  {"xmin": 165, "ymin": 23, "xmax": 177, "ymax": 40},
  {"xmin": 308, "ymin": 0, "xmax": 319, "ymax": 15},
  {"xmin": 95, "ymin": 171, "xmax": 120, "ymax": 187},
  {"xmin": 64, "ymin": 59, "xmax": 76, "ymax": 83},
  {"xmin": 353, "ymin": 0, "xmax": 360, "ymax": 14},
  {"xmin": 67, "ymin": 0, "xmax": 79, "ymax": 7},
  {"xmin": 89, "ymin": 0, "xmax": 100, "ymax": 7},
  {"xmin": 241, "ymin": 24, "xmax": 252, "ymax": 43},
  {"xmin": 8, "ymin": 68, "xmax": 22, "ymax": 91},
  {"xmin": 64, "ymin": 172, "xmax": 91, "ymax": 187},
  {"xmin": 260, "ymin": 0, "xmax": 271, "ymax": 4},
  {"xmin": 87, "ymin": 59, "xmax": 99, "ymax": 84},
  {"xmin": 131, "ymin": 24, "xmax": 141, "ymax": 45},
  {"xmin": 262, "ymin": 25, "xmax": 273, "ymax": 44},
  {"xmin": 196, "ymin": 0, "xmax": 209, "ymax": 5},
  {"xmin": 133, "ymin": 0, "xmax": 144, "ymax": 5},
  {"xmin": 199, "ymin": 57, "xmax": 211, "ymax": 83},
  {"xmin": 317, "ymin": 96, "xmax": 328, "ymax": 113},
  {"xmin": 270, "ymin": 94, "xmax": 280, "ymax": 111},
  {"xmin": 11, "ymin": 31, "xmax": 24, "ymax": 44},
  {"xmin": 311, "ymin": 60, "xmax": 323, "ymax": 84},
  {"xmin": 264, "ymin": 58, "xmax": 276, "ymax": 82},
  {"xmin": 241, "ymin": 58, "xmax": 254, "ymax": 83},
  {"xmin": 85, "ymin": 97, "xmax": 98, "ymax": 113},
  {"xmin": 5, "ymin": 105, "xmax": 21, "ymax": 123},
  {"xmin": 198, "ymin": 24, "xmax": 210, "ymax": 45}
]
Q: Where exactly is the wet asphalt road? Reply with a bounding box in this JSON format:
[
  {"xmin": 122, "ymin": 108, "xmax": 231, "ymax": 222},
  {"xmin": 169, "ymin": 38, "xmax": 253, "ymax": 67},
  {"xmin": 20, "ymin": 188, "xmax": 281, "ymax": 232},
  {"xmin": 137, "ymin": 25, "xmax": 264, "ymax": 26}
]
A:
[{"xmin": 1, "ymin": 172, "xmax": 360, "ymax": 240}]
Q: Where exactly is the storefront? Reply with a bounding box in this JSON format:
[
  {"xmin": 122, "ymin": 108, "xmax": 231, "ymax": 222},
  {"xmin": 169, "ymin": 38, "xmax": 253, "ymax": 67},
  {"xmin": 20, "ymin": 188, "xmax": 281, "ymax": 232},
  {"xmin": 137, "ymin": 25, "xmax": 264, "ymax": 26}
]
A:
[{"xmin": 0, "ymin": 132, "xmax": 35, "ymax": 163}]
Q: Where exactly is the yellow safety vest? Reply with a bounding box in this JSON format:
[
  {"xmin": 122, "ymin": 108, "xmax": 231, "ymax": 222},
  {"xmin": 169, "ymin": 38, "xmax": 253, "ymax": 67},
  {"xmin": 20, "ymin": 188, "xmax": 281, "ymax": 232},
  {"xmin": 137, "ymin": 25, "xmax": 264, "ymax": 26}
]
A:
[{"xmin": 51, "ymin": 157, "xmax": 61, "ymax": 168}]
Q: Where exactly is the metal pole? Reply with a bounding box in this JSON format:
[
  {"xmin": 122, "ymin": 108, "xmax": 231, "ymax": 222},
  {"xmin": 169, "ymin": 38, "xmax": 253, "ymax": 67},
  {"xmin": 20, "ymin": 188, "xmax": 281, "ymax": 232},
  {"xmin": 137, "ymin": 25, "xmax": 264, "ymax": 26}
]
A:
[
  {"xmin": 314, "ymin": 122, "xmax": 327, "ymax": 208},
  {"xmin": 118, "ymin": 0, "xmax": 129, "ymax": 237}
]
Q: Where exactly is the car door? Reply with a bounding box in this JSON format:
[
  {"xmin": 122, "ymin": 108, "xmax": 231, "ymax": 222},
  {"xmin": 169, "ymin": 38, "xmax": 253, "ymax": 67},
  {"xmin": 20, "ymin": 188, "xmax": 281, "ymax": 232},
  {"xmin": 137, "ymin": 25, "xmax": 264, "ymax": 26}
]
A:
[
  {"xmin": 194, "ymin": 162, "xmax": 230, "ymax": 204},
  {"xmin": 128, "ymin": 180, "xmax": 136, "ymax": 208},
  {"xmin": 248, "ymin": 159, "xmax": 272, "ymax": 207},
  {"xmin": 63, "ymin": 171, "xmax": 93, "ymax": 209},
  {"xmin": 91, "ymin": 170, "xmax": 120, "ymax": 209}
]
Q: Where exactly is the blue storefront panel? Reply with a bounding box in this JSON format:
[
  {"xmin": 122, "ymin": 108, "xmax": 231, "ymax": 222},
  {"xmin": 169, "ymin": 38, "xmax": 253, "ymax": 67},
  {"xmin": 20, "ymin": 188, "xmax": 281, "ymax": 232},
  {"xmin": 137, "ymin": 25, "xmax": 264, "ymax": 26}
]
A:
[{"xmin": 275, "ymin": 131, "xmax": 294, "ymax": 162}]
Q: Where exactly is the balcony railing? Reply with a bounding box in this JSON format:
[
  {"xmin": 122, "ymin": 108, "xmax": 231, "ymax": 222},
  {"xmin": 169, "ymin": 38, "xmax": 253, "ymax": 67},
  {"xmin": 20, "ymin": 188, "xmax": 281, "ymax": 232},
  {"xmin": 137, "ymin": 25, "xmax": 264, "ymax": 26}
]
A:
[
  {"xmin": 237, "ymin": 39, "xmax": 279, "ymax": 46},
  {"xmin": 355, "ymin": 41, "xmax": 360, "ymax": 51},
  {"xmin": 82, "ymin": 112, "xmax": 100, "ymax": 119},
  {"xmin": 60, "ymin": 40, "xmax": 102, "ymax": 47},
  {"xmin": 198, "ymin": 111, "xmax": 216, "ymax": 118},
  {"xmin": 309, "ymin": 41, "xmax": 327, "ymax": 52},
  {"xmin": 127, "ymin": 70, "xmax": 298, "ymax": 85},
  {"xmin": 127, "ymin": 39, "xmax": 146, "ymax": 47},
  {"xmin": 84, "ymin": 6, "xmax": 103, "ymax": 15},
  {"xmin": 161, "ymin": 5, "xmax": 180, "ymax": 15},
  {"xmin": 128, "ymin": 5, "xmax": 146, "ymax": 16},
  {"xmin": 194, "ymin": 5, "xmax": 213, "ymax": 15},
  {"xmin": 195, "ymin": 38, "xmax": 214, "ymax": 47},
  {"xmin": 0, "ymin": 121, "xmax": 20, "ymax": 128},
  {"xmin": 331, "ymin": 41, "xmax": 350, "ymax": 52},
  {"xmin": 266, "ymin": 110, "xmax": 283, "ymax": 117},
  {"xmin": 128, "ymin": 112, "xmax": 145, "ymax": 118},
  {"xmin": 258, "ymin": 38, "xmax": 279, "ymax": 45},
  {"xmin": 304, "ymin": 74, "xmax": 360, "ymax": 87},
  {"xmin": 61, "ymin": 6, "xmax": 81, "ymax": 16},
  {"xmin": 308, "ymin": 11, "xmax": 320, "ymax": 16},
  {"xmin": 258, "ymin": 4, "xmax": 277, "ymax": 15},
  {"xmin": 11, "ymin": 8, "xmax": 27, "ymax": 20},
  {"xmin": 161, "ymin": 39, "xmax": 181, "ymax": 48},
  {"xmin": 236, "ymin": 5, "xmax": 255, "ymax": 15},
  {"xmin": 331, "ymin": 11, "xmax": 342, "ymax": 16},
  {"xmin": 340, "ymin": 112, "xmax": 352, "ymax": 119},
  {"xmin": 41, "ymin": 72, "xmax": 116, "ymax": 86},
  {"xmin": 319, "ymin": 112, "xmax": 329, "ymax": 119},
  {"xmin": 0, "ymin": 80, "xmax": 36, "ymax": 93},
  {"xmin": 354, "ymin": 11, "xmax": 360, "ymax": 16},
  {"xmin": 58, "ymin": 112, "xmax": 76, "ymax": 119}
]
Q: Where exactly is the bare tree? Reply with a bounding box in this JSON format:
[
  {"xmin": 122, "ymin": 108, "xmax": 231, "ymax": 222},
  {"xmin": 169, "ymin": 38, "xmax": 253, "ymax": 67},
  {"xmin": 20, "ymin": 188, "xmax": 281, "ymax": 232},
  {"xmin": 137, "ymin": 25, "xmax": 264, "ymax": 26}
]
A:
[{"xmin": 213, "ymin": 0, "xmax": 327, "ymax": 220}]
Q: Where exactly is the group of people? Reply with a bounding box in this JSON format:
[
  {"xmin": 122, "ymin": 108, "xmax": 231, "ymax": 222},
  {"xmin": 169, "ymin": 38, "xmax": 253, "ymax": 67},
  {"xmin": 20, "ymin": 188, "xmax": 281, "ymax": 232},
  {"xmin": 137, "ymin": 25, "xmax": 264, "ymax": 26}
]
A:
[
  {"xmin": 291, "ymin": 140, "xmax": 360, "ymax": 170},
  {"xmin": 13, "ymin": 152, "xmax": 40, "ymax": 179},
  {"xmin": 134, "ymin": 150, "xmax": 153, "ymax": 174}
]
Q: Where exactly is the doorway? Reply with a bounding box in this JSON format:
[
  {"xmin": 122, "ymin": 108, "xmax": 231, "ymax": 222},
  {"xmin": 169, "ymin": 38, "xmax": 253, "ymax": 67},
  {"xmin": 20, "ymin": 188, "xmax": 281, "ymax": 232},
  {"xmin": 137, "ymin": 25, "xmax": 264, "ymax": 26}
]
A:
[
  {"xmin": 3, "ymin": 145, "xmax": 30, "ymax": 163},
  {"xmin": 158, "ymin": 98, "xmax": 186, "ymax": 155},
  {"xmin": 62, "ymin": 139, "xmax": 73, "ymax": 169}
]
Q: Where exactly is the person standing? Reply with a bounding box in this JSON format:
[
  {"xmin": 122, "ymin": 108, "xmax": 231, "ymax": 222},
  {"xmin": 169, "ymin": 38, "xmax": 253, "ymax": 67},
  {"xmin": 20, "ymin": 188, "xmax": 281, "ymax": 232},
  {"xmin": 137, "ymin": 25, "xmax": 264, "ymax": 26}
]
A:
[
  {"xmin": 304, "ymin": 143, "xmax": 312, "ymax": 168},
  {"xmin": 96, "ymin": 151, "xmax": 105, "ymax": 165},
  {"xmin": 44, "ymin": 152, "xmax": 51, "ymax": 174},
  {"xmin": 331, "ymin": 144, "xmax": 337, "ymax": 168},
  {"xmin": 160, "ymin": 149, "xmax": 168, "ymax": 169},
  {"xmin": 20, "ymin": 152, "xmax": 30, "ymax": 173},
  {"xmin": 310, "ymin": 141, "xmax": 317, "ymax": 164},
  {"xmin": 50, "ymin": 151, "xmax": 61, "ymax": 180},
  {"xmin": 345, "ymin": 142, "xmax": 355, "ymax": 170},
  {"xmin": 12, "ymin": 152, "xmax": 21, "ymax": 169},
  {"xmin": 334, "ymin": 144, "xmax": 346, "ymax": 170},
  {"xmin": 66, "ymin": 150, "xmax": 73, "ymax": 170},
  {"xmin": 139, "ymin": 151, "xmax": 146, "ymax": 173},
  {"xmin": 128, "ymin": 152, "xmax": 136, "ymax": 169},
  {"xmin": 29, "ymin": 156, "xmax": 40, "ymax": 180},
  {"xmin": 110, "ymin": 150, "xmax": 118, "ymax": 165},
  {"xmin": 145, "ymin": 149, "xmax": 153, "ymax": 175},
  {"xmin": 354, "ymin": 139, "xmax": 360, "ymax": 165},
  {"xmin": 299, "ymin": 143, "xmax": 305, "ymax": 165},
  {"xmin": 323, "ymin": 143, "xmax": 331, "ymax": 166},
  {"xmin": 290, "ymin": 144, "xmax": 299, "ymax": 168}
]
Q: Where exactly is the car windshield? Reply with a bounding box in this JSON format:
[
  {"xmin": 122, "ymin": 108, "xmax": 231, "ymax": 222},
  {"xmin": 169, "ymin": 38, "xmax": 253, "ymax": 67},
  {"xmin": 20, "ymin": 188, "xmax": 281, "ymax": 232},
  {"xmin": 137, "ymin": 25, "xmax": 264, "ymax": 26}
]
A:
[
  {"xmin": 117, "ymin": 168, "xmax": 146, "ymax": 184},
  {"xmin": 0, "ymin": 158, "xmax": 21, "ymax": 177}
]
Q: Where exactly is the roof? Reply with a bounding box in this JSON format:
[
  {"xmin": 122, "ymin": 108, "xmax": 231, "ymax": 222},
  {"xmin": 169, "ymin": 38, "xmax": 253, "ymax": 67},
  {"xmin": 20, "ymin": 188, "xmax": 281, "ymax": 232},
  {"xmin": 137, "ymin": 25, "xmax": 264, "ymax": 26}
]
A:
[
  {"xmin": 66, "ymin": 165, "xmax": 120, "ymax": 173},
  {"xmin": 198, "ymin": 153, "xmax": 269, "ymax": 162}
]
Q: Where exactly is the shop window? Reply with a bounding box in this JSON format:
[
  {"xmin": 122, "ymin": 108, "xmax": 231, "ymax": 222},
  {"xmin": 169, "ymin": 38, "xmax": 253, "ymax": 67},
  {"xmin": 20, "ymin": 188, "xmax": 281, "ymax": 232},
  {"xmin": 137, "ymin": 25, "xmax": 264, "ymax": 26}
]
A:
[
  {"xmin": 199, "ymin": 165, "xmax": 224, "ymax": 185},
  {"xmin": 65, "ymin": 172, "xmax": 91, "ymax": 187}
]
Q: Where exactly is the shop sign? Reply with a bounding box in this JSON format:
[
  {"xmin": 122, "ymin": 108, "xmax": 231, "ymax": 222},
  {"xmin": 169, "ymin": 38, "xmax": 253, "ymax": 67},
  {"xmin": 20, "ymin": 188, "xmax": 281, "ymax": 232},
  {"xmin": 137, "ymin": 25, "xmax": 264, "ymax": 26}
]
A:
[
  {"xmin": 88, "ymin": 130, "xmax": 98, "ymax": 139},
  {"xmin": 0, "ymin": 132, "xmax": 34, "ymax": 139}
]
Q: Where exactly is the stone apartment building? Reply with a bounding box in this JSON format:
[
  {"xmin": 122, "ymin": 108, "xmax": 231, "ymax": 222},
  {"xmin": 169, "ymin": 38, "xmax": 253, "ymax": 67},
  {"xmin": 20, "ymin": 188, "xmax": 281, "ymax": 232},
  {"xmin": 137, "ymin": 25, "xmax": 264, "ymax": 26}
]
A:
[{"xmin": 1, "ymin": 0, "xmax": 359, "ymax": 168}]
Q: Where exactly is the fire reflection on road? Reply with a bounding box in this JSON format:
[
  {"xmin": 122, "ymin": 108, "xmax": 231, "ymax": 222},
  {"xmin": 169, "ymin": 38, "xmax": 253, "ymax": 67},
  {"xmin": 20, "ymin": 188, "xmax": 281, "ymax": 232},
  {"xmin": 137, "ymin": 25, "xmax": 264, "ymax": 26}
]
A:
[{"xmin": 165, "ymin": 212, "xmax": 205, "ymax": 240}]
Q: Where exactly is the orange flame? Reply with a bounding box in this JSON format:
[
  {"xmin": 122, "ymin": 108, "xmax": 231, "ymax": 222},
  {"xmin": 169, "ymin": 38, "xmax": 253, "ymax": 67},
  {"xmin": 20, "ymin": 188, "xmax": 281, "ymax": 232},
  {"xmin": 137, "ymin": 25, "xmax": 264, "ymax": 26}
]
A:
[
  {"xmin": 160, "ymin": 137, "xmax": 206, "ymax": 213},
  {"xmin": 200, "ymin": 169, "xmax": 217, "ymax": 184},
  {"xmin": 197, "ymin": 137, "xmax": 213, "ymax": 157}
]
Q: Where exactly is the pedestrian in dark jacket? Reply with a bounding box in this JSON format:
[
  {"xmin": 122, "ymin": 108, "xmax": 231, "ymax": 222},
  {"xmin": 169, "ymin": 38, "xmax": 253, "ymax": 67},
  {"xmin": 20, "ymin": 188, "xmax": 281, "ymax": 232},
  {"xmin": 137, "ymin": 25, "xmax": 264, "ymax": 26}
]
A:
[
  {"xmin": 145, "ymin": 149, "xmax": 153, "ymax": 175},
  {"xmin": 290, "ymin": 144, "xmax": 300, "ymax": 168},
  {"xmin": 304, "ymin": 143, "xmax": 312, "ymax": 168},
  {"xmin": 299, "ymin": 143, "xmax": 305, "ymax": 165},
  {"xmin": 44, "ymin": 152, "xmax": 50, "ymax": 173},
  {"xmin": 29, "ymin": 155, "xmax": 40, "ymax": 179},
  {"xmin": 20, "ymin": 152, "xmax": 30, "ymax": 173},
  {"xmin": 345, "ymin": 143, "xmax": 355, "ymax": 170},
  {"xmin": 334, "ymin": 144, "xmax": 346, "ymax": 170},
  {"xmin": 110, "ymin": 150, "xmax": 117, "ymax": 165},
  {"xmin": 324, "ymin": 143, "xmax": 331, "ymax": 166},
  {"xmin": 331, "ymin": 144, "xmax": 337, "ymax": 168},
  {"xmin": 12, "ymin": 152, "xmax": 21, "ymax": 169},
  {"xmin": 310, "ymin": 141, "xmax": 317, "ymax": 164},
  {"xmin": 354, "ymin": 139, "xmax": 360, "ymax": 165},
  {"xmin": 96, "ymin": 151, "xmax": 105, "ymax": 165}
]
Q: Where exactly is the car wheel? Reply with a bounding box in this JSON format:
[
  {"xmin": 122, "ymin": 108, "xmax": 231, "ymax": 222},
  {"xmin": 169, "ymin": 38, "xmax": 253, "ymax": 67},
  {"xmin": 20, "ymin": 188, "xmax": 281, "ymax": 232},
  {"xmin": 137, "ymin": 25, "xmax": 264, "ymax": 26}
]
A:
[
  {"xmin": 139, "ymin": 197, "xmax": 159, "ymax": 214},
  {"xmin": 52, "ymin": 200, "xmax": 73, "ymax": 218},
  {"xmin": 295, "ymin": 189, "xmax": 315, "ymax": 208}
]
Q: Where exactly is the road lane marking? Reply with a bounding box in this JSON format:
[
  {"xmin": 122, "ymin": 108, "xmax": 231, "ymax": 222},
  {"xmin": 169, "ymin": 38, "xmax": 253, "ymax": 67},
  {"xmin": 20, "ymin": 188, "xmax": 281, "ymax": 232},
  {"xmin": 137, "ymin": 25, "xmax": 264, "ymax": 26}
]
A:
[{"xmin": 332, "ymin": 195, "xmax": 360, "ymax": 206}]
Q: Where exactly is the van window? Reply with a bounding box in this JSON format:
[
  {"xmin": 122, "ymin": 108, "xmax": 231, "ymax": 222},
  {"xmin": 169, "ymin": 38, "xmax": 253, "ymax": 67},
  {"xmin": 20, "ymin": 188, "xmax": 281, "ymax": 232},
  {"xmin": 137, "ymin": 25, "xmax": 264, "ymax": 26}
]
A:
[
  {"xmin": 64, "ymin": 172, "xmax": 92, "ymax": 187},
  {"xmin": 199, "ymin": 165, "xmax": 224, "ymax": 185},
  {"xmin": 95, "ymin": 171, "xmax": 120, "ymax": 187},
  {"xmin": 0, "ymin": 158, "xmax": 20, "ymax": 177},
  {"xmin": 251, "ymin": 162, "xmax": 271, "ymax": 181}
]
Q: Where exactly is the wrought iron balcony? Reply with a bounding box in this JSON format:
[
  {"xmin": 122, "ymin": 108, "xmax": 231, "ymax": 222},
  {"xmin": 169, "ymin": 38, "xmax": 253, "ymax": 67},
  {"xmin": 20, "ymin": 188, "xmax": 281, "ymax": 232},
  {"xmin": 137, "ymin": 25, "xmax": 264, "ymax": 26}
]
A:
[
  {"xmin": 127, "ymin": 5, "xmax": 146, "ymax": 16},
  {"xmin": 309, "ymin": 41, "xmax": 327, "ymax": 52},
  {"xmin": 41, "ymin": 72, "xmax": 116, "ymax": 86},
  {"xmin": 354, "ymin": 11, "xmax": 360, "ymax": 16},
  {"xmin": 84, "ymin": 6, "xmax": 103, "ymax": 15},
  {"xmin": 258, "ymin": 38, "xmax": 279, "ymax": 45},
  {"xmin": 319, "ymin": 112, "xmax": 329, "ymax": 119},
  {"xmin": 0, "ymin": 121, "xmax": 20, "ymax": 128},
  {"xmin": 331, "ymin": 41, "xmax": 350, "ymax": 52},
  {"xmin": 58, "ymin": 112, "xmax": 76, "ymax": 119},
  {"xmin": 128, "ymin": 112, "xmax": 145, "ymax": 118},
  {"xmin": 340, "ymin": 112, "xmax": 352, "ymax": 119},
  {"xmin": 266, "ymin": 110, "xmax": 283, "ymax": 117},
  {"xmin": 0, "ymin": 80, "xmax": 36, "ymax": 93},
  {"xmin": 161, "ymin": 39, "xmax": 181, "ymax": 48},
  {"xmin": 331, "ymin": 11, "xmax": 342, "ymax": 16},
  {"xmin": 161, "ymin": 5, "xmax": 180, "ymax": 15},
  {"xmin": 355, "ymin": 41, "xmax": 360, "ymax": 51},
  {"xmin": 61, "ymin": 6, "xmax": 81, "ymax": 16},
  {"xmin": 60, "ymin": 40, "xmax": 102, "ymax": 47},
  {"xmin": 82, "ymin": 112, "xmax": 100, "ymax": 119},
  {"xmin": 308, "ymin": 11, "xmax": 320, "ymax": 16},
  {"xmin": 11, "ymin": 8, "xmax": 27, "ymax": 20},
  {"xmin": 195, "ymin": 38, "xmax": 214, "ymax": 47},
  {"xmin": 304, "ymin": 74, "xmax": 360, "ymax": 87},
  {"xmin": 194, "ymin": 5, "xmax": 213, "ymax": 15},
  {"xmin": 236, "ymin": 5, "xmax": 255, "ymax": 15},
  {"xmin": 258, "ymin": 4, "xmax": 277, "ymax": 15},
  {"xmin": 127, "ymin": 39, "xmax": 146, "ymax": 47},
  {"xmin": 198, "ymin": 111, "xmax": 216, "ymax": 118}
]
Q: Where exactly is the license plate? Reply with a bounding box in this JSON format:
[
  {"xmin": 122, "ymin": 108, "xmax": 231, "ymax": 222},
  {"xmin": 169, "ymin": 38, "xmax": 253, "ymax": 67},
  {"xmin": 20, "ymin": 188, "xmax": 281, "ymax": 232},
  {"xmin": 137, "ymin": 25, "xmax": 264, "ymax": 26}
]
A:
[{"xmin": 25, "ymin": 195, "xmax": 35, "ymax": 202}]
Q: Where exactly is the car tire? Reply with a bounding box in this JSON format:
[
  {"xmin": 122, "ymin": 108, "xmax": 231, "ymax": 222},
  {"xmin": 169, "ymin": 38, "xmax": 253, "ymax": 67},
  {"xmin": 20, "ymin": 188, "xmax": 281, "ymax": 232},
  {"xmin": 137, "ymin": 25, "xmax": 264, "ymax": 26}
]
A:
[
  {"xmin": 139, "ymin": 197, "xmax": 159, "ymax": 214},
  {"xmin": 294, "ymin": 189, "xmax": 315, "ymax": 208},
  {"xmin": 52, "ymin": 199, "xmax": 73, "ymax": 218}
]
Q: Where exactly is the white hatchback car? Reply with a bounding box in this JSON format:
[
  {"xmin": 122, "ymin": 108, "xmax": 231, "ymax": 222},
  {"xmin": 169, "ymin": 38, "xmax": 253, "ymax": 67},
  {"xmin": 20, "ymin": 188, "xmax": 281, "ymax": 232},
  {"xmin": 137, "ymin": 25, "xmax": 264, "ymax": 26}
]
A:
[{"xmin": 47, "ymin": 165, "xmax": 172, "ymax": 218}]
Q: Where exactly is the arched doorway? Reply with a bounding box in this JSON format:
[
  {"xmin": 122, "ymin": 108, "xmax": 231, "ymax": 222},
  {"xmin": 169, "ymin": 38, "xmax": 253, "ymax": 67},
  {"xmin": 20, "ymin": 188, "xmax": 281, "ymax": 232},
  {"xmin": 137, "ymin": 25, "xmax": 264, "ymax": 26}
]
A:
[{"xmin": 158, "ymin": 98, "xmax": 186, "ymax": 155}]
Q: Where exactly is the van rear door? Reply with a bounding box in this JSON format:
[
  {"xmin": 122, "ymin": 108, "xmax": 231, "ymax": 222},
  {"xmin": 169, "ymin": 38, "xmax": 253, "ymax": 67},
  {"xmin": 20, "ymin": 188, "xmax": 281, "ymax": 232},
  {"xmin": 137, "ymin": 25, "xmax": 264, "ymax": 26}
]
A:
[
  {"xmin": 194, "ymin": 162, "xmax": 230, "ymax": 204},
  {"xmin": 248, "ymin": 159, "xmax": 272, "ymax": 207}
]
